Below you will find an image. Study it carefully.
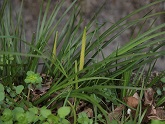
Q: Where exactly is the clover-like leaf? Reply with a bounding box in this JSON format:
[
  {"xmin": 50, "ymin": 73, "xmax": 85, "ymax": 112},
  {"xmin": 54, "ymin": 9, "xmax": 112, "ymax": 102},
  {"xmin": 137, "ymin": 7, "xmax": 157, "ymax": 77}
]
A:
[
  {"xmin": 40, "ymin": 106, "xmax": 51, "ymax": 118},
  {"xmin": 57, "ymin": 106, "xmax": 71, "ymax": 118},
  {"xmin": 77, "ymin": 112, "xmax": 93, "ymax": 124},
  {"xmin": 28, "ymin": 107, "xmax": 38, "ymax": 115},
  {"xmin": 15, "ymin": 113, "xmax": 28, "ymax": 124},
  {"xmin": 13, "ymin": 107, "xmax": 24, "ymax": 119},
  {"xmin": 1, "ymin": 108, "xmax": 13, "ymax": 121},
  {"xmin": 26, "ymin": 111, "xmax": 38, "ymax": 123},
  {"xmin": 15, "ymin": 85, "xmax": 24, "ymax": 94},
  {"xmin": 47, "ymin": 114, "xmax": 59, "ymax": 123},
  {"xmin": 24, "ymin": 71, "xmax": 42, "ymax": 84}
]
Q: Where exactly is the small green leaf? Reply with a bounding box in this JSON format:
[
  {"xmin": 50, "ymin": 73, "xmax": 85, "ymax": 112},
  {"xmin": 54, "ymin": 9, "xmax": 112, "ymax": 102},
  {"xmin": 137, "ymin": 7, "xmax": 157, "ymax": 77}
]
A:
[
  {"xmin": 25, "ymin": 71, "xmax": 42, "ymax": 84},
  {"xmin": 57, "ymin": 106, "xmax": 71, "ymax": 118},
  {"xmin": 40, "ymin": 106, "xmax": 51, "ymax": 118},
  {"xmin": 15, "ymin": 85, "xmax": 24, "ymax": 94},
  {"xmin": 1, "ymin": 108, "xmax": 13, "ymax": 121},
  {"xmin": 26, "ymin": 111, "xmax": 38, "ymax": 123},
  {"xmin": 156, "ymin": 88, "xmax": 162, "ymax": 95},
  {"xmin": 15, "ymin": 112, "xmax": 27, "ymax": 122},
  {"xmin": 47, "ymin": 114, "xmax": 59, "ymax": 123},
  {"xmin": 0, "ymin": 83, "xmax": 4, "ymax": 92},
  {"xmin": 77, "ymin": 112, "xmax": 92, "ymax": 124},
  {"xmin": 13, "ymin": 107, "xmax": 24, "ymax": 119},
  {"xmin": 9, "ymin": 91, "xmax": 16, "ymax": 98},
  {"xmin": 61, "ymin": 118, "xmax": 70, "ymax": 124},
  {"xmin": 0, "ymin": 92, "xmax": 5, "ymax": 101},
  {"xmin": 28, "ymin": 107, "xmax": 38, "ymax": 115},
  {"xmin": 161, "ymin": 77, "xmax": 165, "ymax": 83},
  {"xmin": 27, "ymin": 71, "xmax": 34, "ymax": 75}
]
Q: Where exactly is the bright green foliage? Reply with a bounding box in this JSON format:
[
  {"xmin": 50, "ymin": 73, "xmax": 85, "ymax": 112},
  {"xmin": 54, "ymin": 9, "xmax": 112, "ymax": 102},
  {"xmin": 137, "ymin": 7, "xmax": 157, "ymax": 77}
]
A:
[
  {"xmin": 15, "ymin": 112, "xmax": 28, "ymax": 124},
  {"xmin": 26, "ymin": 111, "xmax": 37, "ymax": 123},
  {"xmin": 47, "ymin": 114, "xmax": 59, "ymax": 123},
  {"xmin": 26, "ymin": 107, "xmax": 39, "ymax": 123},
  {"xmin": 77, "ymin": 112, "xmax": 93, "ymax": 124},
  {"xmin": 57, "ymin": 106, "xmax": 71, "ymax": 118},
  {"xmin": 1, "ymin": 106, "xmax": 56, "ymax": 123},
  {"xmin": 28, "ymin": 107, "xmax": 38, "ymax": 115},
  {"xmin": 1, "ymin": 108, "xmax": 13, "ymax": 122},
  {"xmin": 40, "ymin": 106, "xmax": 52, "ymax": 118},
  {"xmin": 24, "ymin": 71, "xmax": 42, "ymax": 84}
]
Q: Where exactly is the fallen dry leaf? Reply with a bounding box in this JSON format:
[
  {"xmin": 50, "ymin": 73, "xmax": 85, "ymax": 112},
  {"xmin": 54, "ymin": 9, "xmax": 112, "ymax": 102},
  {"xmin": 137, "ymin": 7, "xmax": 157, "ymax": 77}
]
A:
[
  {"xmin": 148, "ymin": 106, "xmax": 165, "ymax": 120},
  {"xmin": 108, "ymin": 104, "xmax": 125, "ymax": 122},
  {"xmin": 83, "ymin": 108, "xmax": 93, "ymax": 117},
  {"xmin": 76, "ymin": 101, "xmax": 87, "ymax": 112},
  {"xmin": 124, "ymin": 96, "xmax": 139, "ymax": 108},
  {"xmin": 133, "ymin": 92, "xmax": 140, "ymax": 100},
  {"xmin": 144, "ymin": 88, "xmax": 155, "ymax": 106}
]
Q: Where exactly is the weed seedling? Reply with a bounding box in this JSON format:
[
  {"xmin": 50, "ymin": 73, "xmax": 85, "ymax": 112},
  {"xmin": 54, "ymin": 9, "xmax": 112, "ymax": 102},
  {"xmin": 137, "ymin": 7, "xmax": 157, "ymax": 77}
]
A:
[{"xmin": 24, "ymin": 71, "xmax": 42, "ymax": 101}]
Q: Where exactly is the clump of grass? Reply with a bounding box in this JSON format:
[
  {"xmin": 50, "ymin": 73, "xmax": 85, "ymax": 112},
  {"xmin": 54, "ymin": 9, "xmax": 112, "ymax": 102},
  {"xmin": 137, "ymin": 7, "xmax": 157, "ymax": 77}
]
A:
[{"xmin": 0, "ymin": 0, "xmax": 165, "ymax": 123}]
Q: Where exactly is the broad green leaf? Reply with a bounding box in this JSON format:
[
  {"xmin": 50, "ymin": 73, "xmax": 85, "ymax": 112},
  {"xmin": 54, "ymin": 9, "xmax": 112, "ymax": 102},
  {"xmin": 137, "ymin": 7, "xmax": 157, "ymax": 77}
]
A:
[
  {"xmin": 47, "ymin": 114, "xmax": 59, "ymax": 123},
  {"xmin": 13, "ymin": 107, "xmax": 24, "ymax": 119},
  {"xmin": 40, "ymin": 106, "xmax": 51, "ymax": 118},
  {"xmin": 15, "ymin": 85, "xmax": 24, "ymax": 94},
  {"xmin": 57, "ymin": 106, "xmax": 71, "ymax": 118},
  {"xmin": 1, "ymin": 108, "xmax": 13, "ymax": 121},
  {"xmin": 28, "ymin": 107, "xmax": 38, "ymax": 115},
  {"xmin": 26, "ymin": 111, "xmax": 37, "ymax": 123}
]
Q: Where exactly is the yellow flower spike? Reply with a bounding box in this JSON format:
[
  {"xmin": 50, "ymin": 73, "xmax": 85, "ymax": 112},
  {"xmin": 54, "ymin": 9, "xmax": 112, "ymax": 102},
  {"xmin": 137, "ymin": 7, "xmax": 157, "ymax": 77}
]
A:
[
  {"xmin": 79, "ymin": 27, "xmax": 86, "ymax": 71},
  {"xmin": 52, "ymin": 31, "xmax": 58, "ymax": 61}
]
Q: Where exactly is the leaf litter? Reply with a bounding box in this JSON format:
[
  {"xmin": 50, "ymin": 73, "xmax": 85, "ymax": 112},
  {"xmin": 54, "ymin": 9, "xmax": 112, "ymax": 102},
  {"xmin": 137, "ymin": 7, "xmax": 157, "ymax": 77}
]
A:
[
  {"xmin": 29, "ymin": 73, "xmax": 165, "ymax": 123},
  {"xmin": 108, "ymin": 88, "xmax": 165, "ymax": 123}
]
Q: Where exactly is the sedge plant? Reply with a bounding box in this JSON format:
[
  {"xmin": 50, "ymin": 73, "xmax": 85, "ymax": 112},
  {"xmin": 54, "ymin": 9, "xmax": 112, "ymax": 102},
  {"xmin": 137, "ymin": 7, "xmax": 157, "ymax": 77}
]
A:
[{"xmin": 0, "ymin": 0, "xmax": 165, "ymax": 123}]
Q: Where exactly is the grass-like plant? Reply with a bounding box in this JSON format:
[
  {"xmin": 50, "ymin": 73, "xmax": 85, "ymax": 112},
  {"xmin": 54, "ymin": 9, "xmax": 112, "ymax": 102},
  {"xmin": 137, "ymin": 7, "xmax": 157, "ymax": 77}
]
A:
[{"xmin": 0, "ymin": 0, "xmax": 165, "ymax": 123}]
